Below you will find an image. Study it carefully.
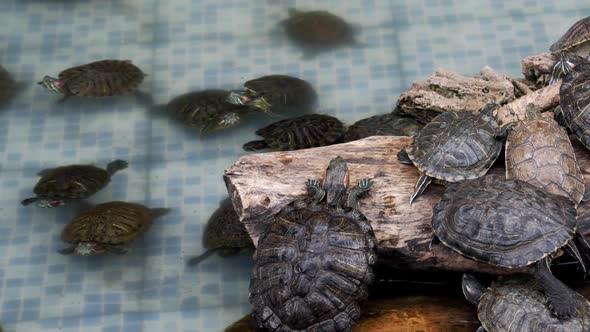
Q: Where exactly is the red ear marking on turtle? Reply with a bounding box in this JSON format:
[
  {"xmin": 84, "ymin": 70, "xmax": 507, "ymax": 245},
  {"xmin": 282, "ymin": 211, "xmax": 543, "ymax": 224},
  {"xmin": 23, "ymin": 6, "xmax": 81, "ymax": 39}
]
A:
[
  {"xmin": 321, "ymin": 168, "xmax": 328, "ymax": 186},
  {"xmin": 344, "ymin": 168, "xmax": 350, "ymax": 188}
]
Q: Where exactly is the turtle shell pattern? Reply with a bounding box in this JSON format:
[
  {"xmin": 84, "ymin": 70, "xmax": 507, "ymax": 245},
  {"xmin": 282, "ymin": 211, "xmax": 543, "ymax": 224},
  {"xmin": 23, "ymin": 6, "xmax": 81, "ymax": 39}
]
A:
[
  {"xmin": 203, "ymin": 198, "xmax": 253, "ymax": 252},
  {"xmin": 62, "ymin": 202, "xmax": 155, "ymax": 245},
  {"xmin": 560, "ymin": 62, "xmax": 590, "ymax": 150},
  {"xmin": 250, "ymin": 199, "xmax": 376, "ymax": 331},
  {"xmin": 248, "ymin": 114, "xmax": 345, "ymax": 151},
  {"xmin": 244, "ymin": 75, "xmax": 318, "ymax": 112},
  {"xmin": 58, "ymin": 59, "xmax": 145, "ymax": 97},
  {"xmin": 478, "ymin": 277, "xmax": 590, "ymax": 332},
  {"xmin": 550, "ymin": 16, "xmax": 590, "ymax": 52},
  {"xmin": 33, "ymin": 165, "xmax": 113, "ymax": 200},
  {"xmin": 406, "ymin": 110, "xmax": 502, "ymax": 182},
  {"xmin": 283, "ymin": 9, "xmax": 356, "ymax": 48},
  {"xmin": 167, "ymin": 90, "xmax": 247, "ymax": 128},
  {"xmin": 344, "ymin": 112, "xmax": 423, "ymax": 142},
  {"xmin": 432, "ymin": 175, "xmax": 577, "ymax": 268},
  {"xmin": 505, "ymin": 112, "xmax": 585, "ymax": 205}
]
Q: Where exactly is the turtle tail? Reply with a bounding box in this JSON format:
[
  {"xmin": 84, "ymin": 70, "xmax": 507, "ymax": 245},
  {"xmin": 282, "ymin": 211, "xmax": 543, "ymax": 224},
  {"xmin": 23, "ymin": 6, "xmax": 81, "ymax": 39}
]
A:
[
  {"xmin": 106, "ymin": 159, "xmax": 129, "ymax": 176},
  {"xmin": 187, "ymin": 249, "xmax": 216, "ymax": 266},
  {"xmin": 150, "ymin": 208, "xmax": 171, "ymax": 219},
  {"xmin": 243, "ymin": 140, "xmax": 269, "ymax": 151},
  {"xmin": 409, "ymin": 174, "xmax": 431, "ymax": 206},
  {"xmin": 21, "ymin": 197, "xmax": 39, "ymax": 206}
]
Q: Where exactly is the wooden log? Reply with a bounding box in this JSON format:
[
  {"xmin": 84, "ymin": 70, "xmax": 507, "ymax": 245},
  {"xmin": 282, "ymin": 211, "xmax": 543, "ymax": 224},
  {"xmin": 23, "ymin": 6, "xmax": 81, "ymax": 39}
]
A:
[
  {"xmin": 494, "ymin": 82, "xmax": 561, "ymax": 128},
  {"xmin": 224, "ymin": 136, "xmax": 590, "ymax": 274}
]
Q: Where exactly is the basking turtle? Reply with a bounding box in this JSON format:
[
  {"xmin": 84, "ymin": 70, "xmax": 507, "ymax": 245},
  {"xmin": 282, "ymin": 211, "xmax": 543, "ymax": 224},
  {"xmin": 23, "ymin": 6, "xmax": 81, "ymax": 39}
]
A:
[
  {"xmin": 21, "ymin": 160, "xmax": 128, "ymax": 208},
  {"xmin": 60, "ymin": 201, "xmax": 169, "ymax": 255},
  {"xmin": 243, "ymin": 114, "xmax": 345, "ymax": 151},
  {"xmin": 559, "ymin": 62, "xmax": 590, "ymax": 151},
  {"xmin": 164, "ymin": 89, "xmax": 250, "ymax": 133},
  {"xmin": 187, "ymin": 197, "xmax": 253, "ymax": 266},
  {"xmin": 549, "ymin": 16, "xmax": 590, "ymax": 84},
  {"xmin": 432, "ymin": 175, "xmax": 590, "ymax": 319},
  {"xmin": 505, "ymin": 109, "xmax": 587, "ymax": 206},
  {"xmin": 462, "ymin": 274, "xmax": 590, "ymax": 332},
  {"xmin": 250, "ymin": 156, "xmax": 376, "ymax": 331},
  {"xmin": 38, "ymin": 59, "xmax": 146, "ymax": 100},
  {"xmin": 227, "ymin": 75, "xmax": 317, "ymax": 114},
  {"xmin": 397, "ymin": 104, "xmax": 506, "ymax": 205},
  {"xmin": 344, "ymin": 112, "xmax": 423, "ymax": 142}
]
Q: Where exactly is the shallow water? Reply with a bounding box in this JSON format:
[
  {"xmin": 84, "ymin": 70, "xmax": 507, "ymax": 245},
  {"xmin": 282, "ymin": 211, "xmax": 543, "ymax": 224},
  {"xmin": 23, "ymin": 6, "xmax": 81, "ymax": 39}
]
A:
[{"xmin": 1, "ymin": 0, "xmax": 590, "ymax": 331}]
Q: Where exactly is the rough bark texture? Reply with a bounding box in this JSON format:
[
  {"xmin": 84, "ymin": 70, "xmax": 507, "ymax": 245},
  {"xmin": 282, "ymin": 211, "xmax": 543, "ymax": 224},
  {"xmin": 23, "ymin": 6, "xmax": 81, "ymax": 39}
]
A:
[
  {"xmin": 494, "ymin": 82, "xmax": 561, "ymax": 128},
  {"xmin": 521, "ymin": 52, "xmax": 558, "ymax": 86}
]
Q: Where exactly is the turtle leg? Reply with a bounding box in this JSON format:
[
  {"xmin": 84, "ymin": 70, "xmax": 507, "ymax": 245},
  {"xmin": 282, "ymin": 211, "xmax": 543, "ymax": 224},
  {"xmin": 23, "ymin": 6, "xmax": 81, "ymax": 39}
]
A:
[
  {"xmin": 409, "ymin": 174, "xmax": 432, "ymax": 206},
  {"xmin": 305, "ymin": 179, "xmax": 325, "ymax": 202},
  {"xmin": 21, "ymin": 197, "xmax": 39, "ymax": 206},
  {"xmin": 346, "ymin": 178, "xmax": 373, "ymax": 212},
  {"xmin": 106, "ymin": 159, "xmax": 129, "ymax": 176},
  {"xmin": 397, "ymin": 149, "xmax": 413, "ymax": 164},
  {"xmin": 243, "ymin": 140, "xmax": 269, "ymax": 151},
  {"xmin": 58, "ymin": 245, "xmax": 77, "ymax": 255},
  {"xmin": 187, "ymin": 249, "xmax": 216, "ymax": 266},
  {"xmin": 534, "ymin": 256, "xmax": 577, "ymax": 319}
]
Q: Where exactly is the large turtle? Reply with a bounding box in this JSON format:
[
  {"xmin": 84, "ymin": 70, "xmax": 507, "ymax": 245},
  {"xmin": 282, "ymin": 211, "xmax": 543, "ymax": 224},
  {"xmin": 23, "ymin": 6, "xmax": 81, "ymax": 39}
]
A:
[
  {"xmin": 505, "ymin": 109, "xmax": 588, "ymax": 206},
  {"xmin": 227, "ymin": 75, "xmax": 317, "ymax": 114},
  {"xmin": 549, "ymin": 16, "xmax": 590, "ymax": 84},
  {"xmin": 462, "ymin": 274, "xmax": 590, "ymax": 332},
  {"xmin": 397, "ymin": 104, "xmax": 507, "ymax": 205},
  {"xmin": 60, "ymin": 201, "xmax": 169, "ymax": 255},
  {"xmin": 559, "ymin": 62, "xmax": 590, "ymax": 151},
  {"xmin": 250, "ymin": 156, "xmax": 377, "ymax": 331},
  {"xmin": 21, "ymin": 159, "xmax": 128, "ymax": 208},
  {"xmin": 432, "ymin": 175, "xmax": 590, "ymax": 319},
  {"xmin": 243, "ymin": 114, "xmax": 345, "ymax": 151},
  {"xmin": 187, "ymin": 197, "xmax": 253, "ymax": 266},
  {"xmin": 38, "ymin": 59, "xmax": 146, "ymax": 100},
  {"xmin": 344, "ymin": 112, "xmax": 423, "ymax": 142}
]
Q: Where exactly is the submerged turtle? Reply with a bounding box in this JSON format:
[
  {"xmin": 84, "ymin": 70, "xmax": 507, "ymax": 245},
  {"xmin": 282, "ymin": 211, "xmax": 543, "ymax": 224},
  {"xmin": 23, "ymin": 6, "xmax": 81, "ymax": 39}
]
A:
[
  {"xmin": 21, "ymin": 160, "xmax": 128, "ymax": 208},
  {"xmin": 250, "ymin": 156, "xmax": 377, "ymax": 331},
  {"xmin": 505, "ymin": 109, "xmax": 587, "ymax": 206},
  {"xmin": 60, "ymin": 201, "xmax": 169, "ymax": 255},
  {"xmin": 462, "ymin": 274, "xmax": 590, "ymax": 332},
  {"xmin": 187, "ymin": 197, "xmax": 253, "ymax": 266},
  {"xmin": 397, "ymin": 104, "xmax": 506, "ymax": 205},
  {"xmin": 549, "ymin": 16, "xmax": 590, "ymax": 84},
  {"xmin": 227, "ymin": 75, "xmax": 317, "ymax": 114},
  {"xmin": 38, "ymin": 59, "xmax": 146, "ymax": 100},
  {"xmin": 432, "ymin": 175, "xmax": 590, "ymax": 319},
  {"xmin": 344, "ymin": 112, "xmax": 424, "ymax": 142},
  {"xmin": 243, "ymin": 114, "xmax": 345, "ymax": 151},
  {"xmin": 559, "ymin": 62, "xmax": 590, "ymax": 151}
]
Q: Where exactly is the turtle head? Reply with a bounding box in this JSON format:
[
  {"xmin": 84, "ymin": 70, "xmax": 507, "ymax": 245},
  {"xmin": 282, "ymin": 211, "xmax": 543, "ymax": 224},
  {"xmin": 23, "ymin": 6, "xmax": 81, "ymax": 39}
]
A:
[
  {"xmin": 38, "ymin": 76, "xmax": 66, "ymax": 94},
  {"xmin": 322, "ymin": 156, "xmax": 349, "ymax": 208},
  {"xmin": 74, "ymin": 242, "xmax": 106, "ymax": 256},
  {"xmin": 226, "ymin": 91, "xmax": 251, "ymax": 106},
  {"xmin": 36, "ymin": 198, "xmax": 65, "ymax": 208},
  {"xmin": 461, "ymin": 273, "xmax": 486, "ymax": 306}
]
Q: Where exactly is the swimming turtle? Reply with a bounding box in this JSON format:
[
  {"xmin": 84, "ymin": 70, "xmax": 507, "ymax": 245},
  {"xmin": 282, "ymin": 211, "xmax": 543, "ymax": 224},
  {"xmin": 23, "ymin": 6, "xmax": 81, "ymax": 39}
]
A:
[
  {"xmin": 187, "ymin": 197, "xmax": 253, "ymax": 266},
  {"xmin": 462, "ymin": 274, "xmax": 590, "ymax": 332},
  {"xmin": 243, "ymin": 114, "xmax": 345, "ymax": 151},
  {"xmin": 344, "ymin": 112, "xmax": 423, "ymax": 142},
  {"xmin": 549, "ymin": 16, "xmax": 590, "ymax": 84},
  {"xmin": 21, "ymin": 160, "xmax": 128, "ymax": 208},
  {"xmin": 432, "ymin": 175, "xmax": 590, "ymax": 319},
  {"xmin": 559, "ymin": 62, "xmax": 590, "ymax": 151},
  {"xmin": 38, "ymin": 59, "xmax": 146, "ymax": 100},
  {"xmin": 397, "ymin": 104, "xmax": 507, "ymax": 205},
  {"xmin": 227, "ymin": 75, "xmax": 317, "ymax": 114},
  {"xmin": 505, "ymin": 109, "xmax": 587, "ymax": 206},
  {"xmin": 250, "ymin": 156, "xmax": 376, "ymax": 331},
  {"xmin": 60, "ymin": 201, "xmax": 169, "ymax": 255}
]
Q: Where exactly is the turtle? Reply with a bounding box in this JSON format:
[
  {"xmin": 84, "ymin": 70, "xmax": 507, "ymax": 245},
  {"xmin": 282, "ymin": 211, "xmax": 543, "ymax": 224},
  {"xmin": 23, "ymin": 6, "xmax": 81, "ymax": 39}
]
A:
[
  {"xmin": 21, "ymin": 159, "xmax": 128, "ymax": 208},
  {"xmin": 38, "ymin": 59, "xmax": 146, "ymax": 100},
  {"xmin": 432, "ymin": 175, "xmax": 590, "ymax": 319},
  {"xmin": 249, "ymin": 156, "xmax": 377, "ymax": 331},
  {"xmin": 59, "ymin": 201, "xmax": 170, "ymax": 255},
  {"xmin": 558, "ymin": 62, "xmax": 590, "ymax": 151},
  {"xmin": 164, "ymin": 89, "xmax": 251, "ymax": 133},
  {"xmin": 548, "ymin": 16, "xmax": 590, "ymax": 84},
  {"xmin": 505, "ymin": 108, "xmax": 588, "ymax": 206},
  {"xmin": 343, "ymin": 112, "xmax": 424, "ymax": 142},
  {"xmin": 187, "ymin": 197, "xmax": 254, "ymax": 266},
  {"xmin": 397, "ymin": 103, "xmax": 507, "ymax": 205},
  {"xmin": 227, "ymin": 75, "xmax": 317, "ymax": 114},
  {"xmin": 280, "ymin": 8, "xmax": 361, "ymax": 58},
  {"xmin": 461, "ymin": 274, "xmax": 590, "ymax": 332},
  {"xmin": 243, "ymin": 114, "xmax": 345, "ymax": 151}
]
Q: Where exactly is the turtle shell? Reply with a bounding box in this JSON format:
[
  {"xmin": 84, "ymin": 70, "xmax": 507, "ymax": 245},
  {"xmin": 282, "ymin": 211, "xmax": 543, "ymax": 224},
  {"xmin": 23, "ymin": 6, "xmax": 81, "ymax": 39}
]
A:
[
  {"xmin": 62, "ymin": 201, "xmax": 157, "ymax": 245},
  {"xmin": 478, "ymin": 277, "xmax": 590, "ymax": 332},
  {"xmin": 202, "ymin": 197, "xmax": 253, "ymax": 253},
  {"xmin": 282, "ymin": 9, "xmax": 356, "ymax": 49},
  {"xmin": 243, "ymin": 114, "xmax": 345, "ymax": 151},
  {"xmin": 560, "ymin": 62, "xmax": 590, "ymax": 150},
  {"xmin": 242, "ymin": 75, "xmax": 318, "ymax": 113},
  {"xmin": 57, "ymin": 59, "xmax": 145, "ymax": 97},
  {"xmin": 406, "ymin": 108, "xmax": 503, "ymax": 182},
  {"xmin": 550, "ymin": 16, "xmax": 590, "ymax": 52},
  {"xmin": 505, "ymin": 111, "xmax": 585, "ymax": 205},
  {"xmin": 33, "ymin": 165, "xmax": 113, "ymax": 200},
  {"xmin": 250, "ymin": 198, "xmax": 376, "ymax": 331},
  {"xmin": 344, "ymin": 112, "xmax": 423, "ymax": 142},
  {"xmin": 432, "ymin": 175, "xmax": 577, "ymax": 268}
]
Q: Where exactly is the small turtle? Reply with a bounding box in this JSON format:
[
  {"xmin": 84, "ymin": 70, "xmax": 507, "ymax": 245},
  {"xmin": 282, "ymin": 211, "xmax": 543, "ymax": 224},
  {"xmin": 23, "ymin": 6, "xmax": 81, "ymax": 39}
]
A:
[
  {"xmin": 38, "ymin": 59, "xmax": 146, "ymax": 100},
  {"xmin": 549, "ymin": 16, "xmax": 590, "ymax": 84},
  {"xmin": 21, "ymin": 160, "xmax": 128, "ymax": 208},
  {"xmin": 344, "ymin": 112, "xmax": 424, "ymax": 142},
  {"xmin": 397, "ymin": 104, "xmax": 507, "ymax": 205},
  {"xmin": 227, "ymin": 75, "xmax": 317, "ymax": 114},
  {"xmin": 432, "ymin": 175, "xmax": 590, "ymax": 319},
  {"xmin": 505, "ymin": 109, "xmax": 588, "ymax": 206},
  {"xmin": 164, "ymin": 89, "xmax": 250, "ymax": 133},
  {"xmin": 187, "ymin": 197, "xmax": 253, "ymax": 266},
  {"xmin": 250, "ymin": 156, "xmax": 376, "ymax": 331},
  {"xmin": 462, "ymin": 274, "xmax": 590, "ymax": 332},
  {"xmin": 243, "ymin": 114, "xmax": 345, "ymax": 151},
  {"xmin": 60, "ymin": 201, "xmax": 169, "ymax": 255},
  {"xmin": 559, "ymin": 62, "xmax": 590, "ymax": 151}
]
